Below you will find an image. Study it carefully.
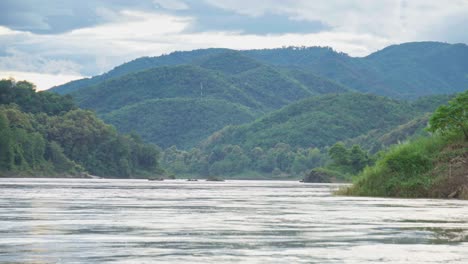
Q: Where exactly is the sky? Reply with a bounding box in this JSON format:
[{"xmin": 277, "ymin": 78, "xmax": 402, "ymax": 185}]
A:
[{"xmin": 1, "ymin": 0, "xmax": 468, "ymax": 90}]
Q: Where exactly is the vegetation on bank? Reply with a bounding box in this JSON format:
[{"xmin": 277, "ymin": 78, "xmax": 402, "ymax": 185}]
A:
[
  {"xmin": 340, "ymin": 133, "xmax": 467, "ymax": 198},
  {"xmin": 301, "ymin": 142, "xmax": 373, "ymax": 183},
  {"xmin": 41, "ymin": 43, "xmax": 467, "ymax": 181},
  {"xmin": 341, "ymin": 90, "xmax": 468, "ymax": 198},
  {"xmin": 161, "ymin": 143, "xmax": 326, "ymax": 179},
  {"xmin": 0, "ymin": 79, "xmax": 163, "ymax": 178},
  {"xmin": 160, "ymin": 92, "xmax": 449, "ymax": 179}
]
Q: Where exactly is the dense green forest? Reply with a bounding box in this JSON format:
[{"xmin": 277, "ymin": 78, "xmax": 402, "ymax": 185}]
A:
[
  {"xmin": 201, "ymin": 93, "xmax": 447, "ymax": 150},
  {"xmin": 0, "ymin": 79, "xmax": 163, "ymax": 178},
  {"xmin": 341, "ymin": 90, "xmax": 468, "ymax": 198},
  {"xmin": 62, "ymin": 52, "xmax": 346, "ymax": 149},
  {"xmin": 53, "ymin": 42, "xmax": 468, "ymax": 99},
  {"xmin": 50, "ymin": 42, "xmax": 468, "ymax": 151},
  {"xmin": 159, "ymin": 93, "xmax": 449, "ymax": 179},
  {"xmin": 160, "ymin": 143, "xmax": 326, "ymax": 179},
  {"xmin": 246, "ymin": 42, "xmax": 468, "ymax": 98},
  {"xmin": 104, "ymin": 98, "xmax": 256, "ymax": 149},
  {"xmin": 45, "ymin": 42, "xmax": 467, "ymax": 180}
]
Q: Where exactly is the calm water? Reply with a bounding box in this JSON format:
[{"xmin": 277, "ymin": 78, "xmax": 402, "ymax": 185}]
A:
[{"xmin": 0, "ymin": 179, "xmax": 468, "ymax": 263}]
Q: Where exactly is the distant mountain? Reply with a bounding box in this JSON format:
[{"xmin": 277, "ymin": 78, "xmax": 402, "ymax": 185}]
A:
[
  {"xmin": 362, "ymin": 42, "xmax": 468, "ymax": 98},
  {"xmin": 71, "ymin": 64, "xmax": 261, "ymax": 113},
  {"xmin": 52, "ymin": 48, "xmax": 228, "ymax": 94},
  {"xmin": 200, "ymin": 93, "xmax": 447, "ymax": 151},
  {"xmin": 103, "ymin": 98, "xmax": 256, "ymax": 149},
  {"xmin": 247, "ymin": 42, "xmax": 468, "ymax": 98},
  {"xmin": 49, "ymin": 41, "xmax": 468, "ymax": 149},
  {"xmin": 52, "ymin": 42, "xmax": 468, "ymax": 99},
  {"xmin": 59, "ymin": 51, "xmax": 346, "ymax": 149},
  {"xmin": 194, "ymin": 50, "xmax": 263, "ymax": 75},
  {"xmin": 66, "ymin": 51, "xmax": 347, "ymax": 113},
  {"xmin": 344, "ymin": 114, "xmax": 431, "ymax": 153},
  {"xmin": 244, "ymin": 46, "xmax": 378, "ymax": 95},
  {"xmin": 343, "ymin": 94, "xmax": 454, "ymax": 152}
]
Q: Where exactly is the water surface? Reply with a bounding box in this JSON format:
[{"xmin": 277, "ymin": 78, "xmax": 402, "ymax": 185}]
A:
[{"xmin": 1, "ymin": 178, "xmax": 467, "ymax": 263}]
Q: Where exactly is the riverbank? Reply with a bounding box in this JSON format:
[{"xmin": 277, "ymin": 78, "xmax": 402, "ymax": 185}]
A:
[
  {"xmin": 339, "ymin": 133, "xmax": 468, "ymax": 199},
  {"xmin": 160, "ymin": 170, "xmax": 303, "ymax": 181},
  {"xmin": 0, "ymin": 171, "xmax": 101, "ymax": 179}
]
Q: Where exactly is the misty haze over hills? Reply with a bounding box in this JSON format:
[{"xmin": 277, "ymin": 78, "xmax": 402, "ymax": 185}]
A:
[{"xmin": 51, "ymin": 41, "xmax": 468, "ymax": 150}]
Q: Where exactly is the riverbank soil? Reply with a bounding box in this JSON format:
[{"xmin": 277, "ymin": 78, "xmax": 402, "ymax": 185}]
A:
[{"xmin": 431, "ymin": 141, "xmax": 468, "ymax": 199}]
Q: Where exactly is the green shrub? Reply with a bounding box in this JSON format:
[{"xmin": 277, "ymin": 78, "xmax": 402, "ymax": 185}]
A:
[{"xmin": 343, "ymin": 135, "xmax": 448, "ymax": 197}]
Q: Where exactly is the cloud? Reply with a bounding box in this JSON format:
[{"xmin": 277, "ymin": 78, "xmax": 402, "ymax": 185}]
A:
[
  {"xmin": 153, "ymin": 0, "xmax": 189, "ymax": 10},
  {"xmin": 1, "ymin": 0, "xmax": 468, "ymax": 90},
  {"xmin": 202, "ymin": 0, "xmax": 468, "ymax": 40},
  {"xmin": 0, "ymin": 48, "xmax": 82, "ymax": 75},
  {"xmin": 0, "ymin": 0, "xmax": 159, "ymax": 34},
  {"xmin": 174, "ymin": 1, "xmax": 329, "ymax": 35},
  {"xmin": 0, "ymin": 71, "xmax": 84, "ymax": 91},
  {"xmin": 0, "ymin": 0, "xmax": 329, "ymax": 36}
]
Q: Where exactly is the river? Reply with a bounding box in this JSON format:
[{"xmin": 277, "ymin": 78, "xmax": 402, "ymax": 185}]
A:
[{"xmin": 0, "ymin": 178, "xmax": 467, "ymax": 263}]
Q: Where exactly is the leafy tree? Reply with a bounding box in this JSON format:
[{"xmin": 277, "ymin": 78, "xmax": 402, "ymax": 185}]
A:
[
  {"xmin": 327, "ymin": 142, "xmax": 371, "ymax": 175},
  {"xmin": 0, "ymin": 79, "xmax": 162, "ymax": 178},
  {"xmin": 328, "ymin": 142, "xmax": 349, "ymax": 165},
  {"xmin": 0, "ymin": 79, "xmax": 75, "ymax": 115},
  {"xmin": 0, "ymin": 112, "xmax": 13, "ymax": 169},
  {"xmin": 349, "ymin": 145, "xmax": 370, "ymax": 173},
  {"xmin": 428, "ymin": 90, "xmax": 468, "ymax": 141}
]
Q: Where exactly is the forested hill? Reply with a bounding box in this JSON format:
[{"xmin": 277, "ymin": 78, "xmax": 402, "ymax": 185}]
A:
[
  {"xmin": 52, "ymin": 41, "xmax": 468, "ymax": 99},
  {"xmin": 201, "ymin": 93, "xmax": 451, "ymax": 151},
  {"xmin": 48, "ymin": 41, "xmax": 467, "ymax": 150},
  {"xmin": 247, "ymin": 42, "xmax": 468, "ymax": 98},
  {"xmin": 159, "ymin": 92, "xmax": 452, "ymax": 179},
  {"xmin": 65, "ymin": 51, "xmax": 347, "ymax": 112},
  {"xmin": 0, "ymin": 79, "xmax": 163, "ymax": 178},
  {"xmin": 51, "ymin": 48, "xmax": 228, "ymax": 95},
  {"xmin": 62, "ymin": 52, "xmax": 347, "ymax": 149}
]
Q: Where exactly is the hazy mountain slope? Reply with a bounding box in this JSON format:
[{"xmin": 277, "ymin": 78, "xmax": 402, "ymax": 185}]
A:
[
  {"xmin": 244, "ymin": 46, "xmax": 384, "ymax": 95},
  {"xmin": 194, "ymin": 51, "xmax": 325, "ymax": 109},
  {"xmin": 201, "ymin": 93, "xmax": 420, "ymax": 150},
  {"xmin": 103, "ymin": 98, "xmax": 256, "ymax": 149},
  {"xmin": 230, "ymin": 66, "xmax": 313, "ymax": 109},
  {"xmin": 52, "ymin": 42, "xmax": 468, "ymax": 99},
  {"xmin": 48, "ymin": 42, "xmax": 468, "ymax": 150},
  {"xmin": 51, "ymin": 48, "xmax": 228, "ymax": 94},
  {"xmin": 64, "ymin": 57, "xmax": 349, "ymax": 149},
  {"xmin": 362, "ymin": 42, "xmax": 468, "ymax": 97},
  {"xmin": 245, "ymin": 42, "xmax": 468, "ymax": 98},
  {"xmin": 71, "ymin": 65, "xmax": 261, "ymax": 113},
  {"xmin": 344, "ymin": 93, "xmax": 454, "ymax": 152},
  {"xmin": 344, "ymin": 114, "xmax": 431, "ymax": 153},
  {"xmin": 279, "ymin": 68, "xmax": 349, "ymax": 94},
  {"xmin": 195, "ymin": 50, "xmax": 263, "ymax": 75}
]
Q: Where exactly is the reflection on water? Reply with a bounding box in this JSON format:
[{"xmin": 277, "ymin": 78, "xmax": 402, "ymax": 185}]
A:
[{"xmin": 0, "ymin": 178, "xmax": 467, "ymax": 263}]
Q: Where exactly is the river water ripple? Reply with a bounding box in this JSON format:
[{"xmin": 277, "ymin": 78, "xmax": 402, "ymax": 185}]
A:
[{"xmin": 1, "ymin": 178, "xmax": 467, "ymax": 263}]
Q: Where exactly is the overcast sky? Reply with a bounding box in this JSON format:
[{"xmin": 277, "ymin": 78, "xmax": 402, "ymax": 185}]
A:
[{"xmin": 1, "ymin": 0, "xmax": 468, "ymax": 90}]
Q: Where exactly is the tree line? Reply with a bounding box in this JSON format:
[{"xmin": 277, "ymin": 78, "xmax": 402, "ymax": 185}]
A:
[{"xmin": 0, "ymin": 79, "xmax": 163, "ymax": 178}]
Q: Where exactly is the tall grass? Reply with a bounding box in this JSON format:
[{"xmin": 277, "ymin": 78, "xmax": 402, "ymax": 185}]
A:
[{"xmin": 340, "ymin": 134, "xmax": 449, "ymax": 198}]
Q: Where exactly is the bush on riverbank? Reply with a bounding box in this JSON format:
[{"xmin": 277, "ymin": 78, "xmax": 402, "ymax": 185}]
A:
[
  {"xmin": 301, "ymin": 167, "xmax": 347, "ymax": 183},
  {"xmin": 340, "ymin": 90, "xmax": 468, "ymax": 199},
  {"xmin": 339, "ymin": 132, "xmax": 467, "ymax": 198}
]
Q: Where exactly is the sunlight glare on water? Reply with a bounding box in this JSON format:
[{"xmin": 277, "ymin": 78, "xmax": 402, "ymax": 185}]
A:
[{"xmin": 0, "ymin": 178, "xmax": 467, "ymax": 263}]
